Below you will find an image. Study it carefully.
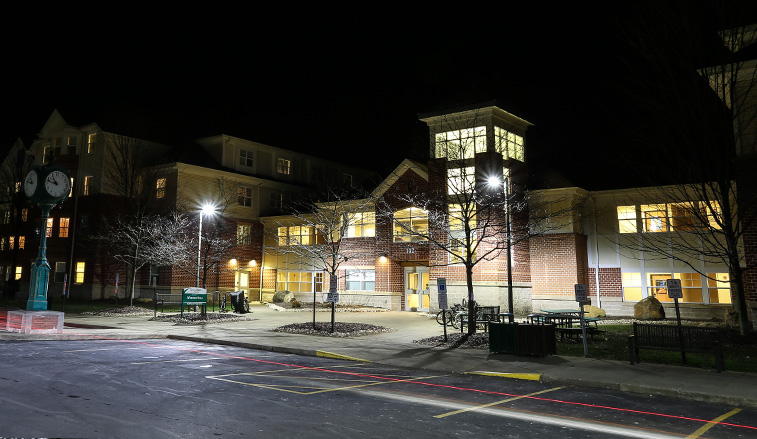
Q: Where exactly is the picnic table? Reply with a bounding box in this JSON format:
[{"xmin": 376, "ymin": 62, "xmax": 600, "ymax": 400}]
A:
[{"xmin": 528, "ymin": 311, "xmax": 602, "ymax": 340}]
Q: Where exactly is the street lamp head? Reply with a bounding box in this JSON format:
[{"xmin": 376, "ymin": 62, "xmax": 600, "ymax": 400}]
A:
[
  {"xmin": 200, "ymin": 203, "xmax": 216, "ymax": 217},
  {"xmin": 486, "ymin": 175, "xmax": 502, "ymax": 188}
]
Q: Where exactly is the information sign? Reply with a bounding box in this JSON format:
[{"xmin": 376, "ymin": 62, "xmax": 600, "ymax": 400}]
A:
[
  {"xmin": 666, "ymin": 279, "xmax": 683, "ymax": 299},
  {"xmin": 437, "ymin": 278, "xmax": 448, "ymax": 309},
  {"xmin": 327, "ymin": 292, "xmax": 340, "ymax": 303},
  {"xmin": 574, "ymin": 284, "xmax": 588, "ymax": 302},
  {"xmin": 182, "ymin": 287, "xmax": 208, "ymax": 304}
]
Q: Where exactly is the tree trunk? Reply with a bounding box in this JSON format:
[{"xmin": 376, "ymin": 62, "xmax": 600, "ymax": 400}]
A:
[{"xmin": 466, "ymin": 264, "xmax": 476, "ymax": 335}]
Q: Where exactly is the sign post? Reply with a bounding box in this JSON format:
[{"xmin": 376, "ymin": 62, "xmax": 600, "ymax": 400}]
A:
[
  {"xmin": 666, "ymin": 278, "xmax": 686, "ymax": 363},
  {"xmin": 437, "ymin": 278, "xmax": 448, "ymax": 341},
  {"xmin": 328, "ymin": 274, "xmax": 338, "ymax": 333},
  {"xmin": 574, "ymin": 284, "xmax": 589, "ymax": 357}
]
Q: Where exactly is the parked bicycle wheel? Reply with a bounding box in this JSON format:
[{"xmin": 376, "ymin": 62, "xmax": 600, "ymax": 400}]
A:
[{"xmin": 436, "ymin": 310, "xmax": 453, "ymax": 326}]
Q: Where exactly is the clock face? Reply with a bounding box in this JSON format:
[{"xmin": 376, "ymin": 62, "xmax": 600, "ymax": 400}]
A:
[
  {"xmin": 24, "ymin": 170, "xmax": 38, "ymax": 198},
  {"xmin": 44, "ymin": 170, "xmax": 71, "ymax": 198}
]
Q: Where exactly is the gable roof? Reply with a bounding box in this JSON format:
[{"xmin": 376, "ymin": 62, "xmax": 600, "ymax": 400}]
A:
[{"xmin": 371, "ymin": 159, "xmax": 428, "ymax": 198}]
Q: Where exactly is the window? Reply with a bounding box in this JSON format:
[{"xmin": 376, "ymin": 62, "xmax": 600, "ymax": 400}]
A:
[
  {"xmin": 59, "ymin": 218, "xmax": 70, "ymax": 238},
  {"xmin": 21, "ymin": 209, "xmax": 28, "ymax": 222},
  {"xmin": 622, "ymin": 272, "xmax": 642, "ymax": 301},
  {"xmin": 0, "ymin": 238, "xmax": 4, "ymax": 250},
  {"xmin": 494, "ymin": 126, "xmax": 524, "ymax": 162},
  {"xmin": 449, "ymin": 204, "xmax": 476, "ymax": 262},
  {"xmin": 238, "ymin": 187, "xmax": 252, "ymax": 206},
  {"xmin": 447, "ymin": 166, "xmax": 476, "ymax": 195},
  {"xmin": 52, "ymin": 137, "xmax": 61, "ymax": 156},
  {"xmin": 239, "ymin": 149, "xmax": 253, "ymax": 167},
  {"xmin": 642, "ymin": 204, "xmax": 669, "ymax": 232},
  {"xmin": 46, "ymin": 218, "xmax": 53, "ymax": 237},
  {"xmin": 156, "ymin": 178, "xmax": 166, "ymax": 199},
  {"xmin": 83, "ymin": 176, "xmax": 93, "ymax": 196},
  {"xmin": 345, "ymin": 269, "xmax": 375, "ymax": 291},
  {"xmin": 277, "ymin": 226, "xmax": 321, "ymax": 246},
  {"xmin": 435, "ymin": 127, "xmax": 487, "ymax": 159},
  {"xmin": 343, "ymin": 173, "xmax": 353, "ymax": 187},
  {"xmin": 270, "ymin": 192, "xmax": 283, "ymax": 209},
  {"xmin": 66, "ymin": 136, "xmax": 77, "ymax": 154},
  {"xmin": 42, "ymin": 145, "xmax": 50, "ymax": 163},
  {"xmin": 237, "ymin": 224, "xmax": 252, "ymax": 245},
  {"xmin": 18, "ymin": 236, "xmax": 24, "ymax": 250},
  {"xmin": 276, "ymin": 271, "xmax": 323, "ymax": 293},
  {"xmin": 75, "ymin": 262, "xmax": 85, "ymax": 283},
  {"xmin": 393, "ymin": 207, "xmax": 428, "ymax": 242},
  {"xmin": 707, "ymin": 272, "xmax": 731, "ymax": 304},
  {"xmin": 87, "ymin": 133, "xmax": 96, "ymax": 153},
  {"xmin": 346, "ymin": 212, "xmax": 375, "ymax": 237},
  {"xmin": 14, "ymin": 182, "xmax": 20, "ymax": 193},
  {"xmin": 54, "ymin": 262, "xmax": 66, "ymax": 283},
  {"xmin": 9, "ymin": 237, "xmax": 14, "ymax": 250},
  {"xmin": 617, "ymin": 206, "xmax": 637, "ymax": 233},
  {"xmin": 277, "ymin": 158, "xmax": 291, "ymax": 175},
  {"xmin": 2, "ymin": 211, "xmax": 9, "ymax": 224},
  {"xmin": 647, "ymin": 273, "xmax": 705, "ymax": 303},
  {"xmin": 14, "ymin": 266, "xmax": 21, "ymax": 280}
]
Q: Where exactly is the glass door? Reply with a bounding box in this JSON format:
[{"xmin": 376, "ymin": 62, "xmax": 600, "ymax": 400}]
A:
[{"xmin": 405, "ymin": 267, "xmax": 430, "ymax": 311}]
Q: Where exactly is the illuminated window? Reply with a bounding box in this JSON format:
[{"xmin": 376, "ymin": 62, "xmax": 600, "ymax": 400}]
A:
[
  {"xmin": 345, "ymin": 269, "xmax": 375, "ymax": 291},
  {"xmin": 156, "ymin": 178, "xmax": 166, "ymax": 199},
  {"xmin": 277, "ymin": 271, "xmax": 323, "ymax": 293},
  {"xmin": 647, "ymin": 273, "xmax": 705, "ymax": 303},
  {"xmin": 75, "ymin": 262, "xmax": 85, "ymax": 283},
  {"xmin": 447, "ymin": 166, "xmax": 476, "ymax": 195},
  {"xmin": 641, "ymin": 204, "xmax": 669, "ymax": 232},
  {"xmin": 59, "ymin": 218, "xmax": 70, "ymax": 238},
  {"xmin": 14, "ymin": 182, "xmax": 20, "ymax": 193},
  {"xmin": 21, "ymin": 209, "xmax": 28, "ymax": 222},
  {"xmin": 15, "ymin": 266, "xmax": 21, "ymax": 280},
  {"xmin": 42, "ymin": 145, "xmax": 50, "ymax": 163},
  {"xmin": 494, "ymin": 127, "xmax": 524, "ymax": 162},
  {"xmin": 239, "ymin": 149, "xmax": 253, "ymax": 167},
  {"xmin": 702, "ymin": 202, "xmax": 722, "ymax": 230},
  {"xmin": 277, "ymin": 226, "xmax": 321, "ymax": 246},
  {"xmin": 9, "ymin": 237, "xmax": 14, "ymax": 250},
  {"xmin": 87, "ymin": 133, "xmax": 96, "ymax": 153},
  {"xmin": 346, "ymin": 212, "xmax": 375, "ymax": 238},
  {"xmin": 18, "ymin": 236, "xmax": 24, "ymax": 250},
  {"xmin": 2, "ymin": 211, "xmax": 9, "ymax": 224},
  {"xmin": 83, "ymin": 176, "xmax": 93, "ymax": 196},
  {"xmin": 617, "ymin": 206, "xmax": 637, "ymax": 233},
  {"xmin": 277, "ymin": 158, "xmax": 291, "ymax": 175},
  {"xmin": 669, "ymin": 202, "xmax": 697, "ymax": 231},
  {"xmin": 622, "ymin": 272, "xmax": 642, "ymax": 301},
  {"xmin": 449, "ymin": 204, "xmax": 476, "ymax": 262},
  {"xmin": 237, "ymin": 224, "xmax": 252, "ymax": 245},
  {"xmin": 707, "ymin": 272, "xmax": 731, "ymax": 304},
  {"xmin": 237, "ymin": 187, "xmax": 252, "ymax": 206},
  {"xmin": 46, "ymin": 218, "xmax": 53, "ymax": 237},
  {"xmin": 0, "ymin": 238, "xmax": 4, "ymax": 250},
  {"xmin": 435, "ymin": 127, "xmax": 487, "ymax": 159},
  {"xmin": 52, "ymin": 137, "xmax": 61, "ymax": 156},
  {"xmin": 393, "ymin": 207, "xmax": 428, "ymax": 242}
]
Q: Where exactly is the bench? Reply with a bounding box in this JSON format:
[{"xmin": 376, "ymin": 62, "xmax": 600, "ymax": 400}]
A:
[
  {"xmin": 459, "ymin": 305, "xmax": 501, "ymax": 332},
  {"xmin": 628, "ymin": 322, "xmax": 725, "ymax": 372},
  {"xmin": 153, "ymin": 292, "xmax": 211, "ymax": 316}
]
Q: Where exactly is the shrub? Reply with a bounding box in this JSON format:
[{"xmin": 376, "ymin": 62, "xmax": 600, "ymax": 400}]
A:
[{"xmin": 291, "ymin": 299, "xmax": 302, "ymax": 308}]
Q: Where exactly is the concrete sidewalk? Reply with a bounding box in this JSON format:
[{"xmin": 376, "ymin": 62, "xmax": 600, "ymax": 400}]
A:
[{"xmin": 2, "ymin": 304, "xmax": 756, "ymax": 409}]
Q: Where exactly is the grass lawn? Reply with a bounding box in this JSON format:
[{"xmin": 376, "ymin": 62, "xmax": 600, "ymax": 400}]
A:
[{"xmin": 556, "ymin": 324, "xmax": 757, "ymax": 373}]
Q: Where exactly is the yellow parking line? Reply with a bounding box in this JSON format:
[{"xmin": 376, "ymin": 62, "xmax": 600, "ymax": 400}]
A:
[
  {"xmin": 434, "ymin": 386, "xmax": 565, "ymax": 418},
  {"xmin": 466, "ymin": 371, "xmax": 541, "ymax": 381},
  {"xmin": 316, "ymin": 351, "xmax": 370, "ymax": 362},
  {"xmin": 685, "ymin": 408, "xmax": 741, "ymax": 438}
]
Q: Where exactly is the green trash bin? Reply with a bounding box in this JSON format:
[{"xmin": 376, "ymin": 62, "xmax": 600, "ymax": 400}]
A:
[{"xmin": 489, "ymin": 322, "xmax": 518, "ymax": 354}]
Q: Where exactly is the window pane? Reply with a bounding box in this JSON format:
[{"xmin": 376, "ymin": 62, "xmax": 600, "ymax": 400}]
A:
[
  {"xmin": 617, "ymin": 206, "xmax": 637, "ymax": 233},
  {"xmin": 707, "ymin": 272, "xmax": 731, "ymax": 304}
]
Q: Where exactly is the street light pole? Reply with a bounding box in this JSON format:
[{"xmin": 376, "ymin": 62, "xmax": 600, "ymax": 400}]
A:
[
  {"xmin": 196, "ymin": 210, "xmax": 203, "ymax": 288},
  {"xmin": 196, "ymin": 204, "xmax": 216, "ymax": 289}
]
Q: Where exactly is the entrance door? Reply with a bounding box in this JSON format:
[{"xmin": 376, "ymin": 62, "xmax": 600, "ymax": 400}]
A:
[
  {"xmin": 235, "ymin": 271, "xmax": 250, "ymax": 298},
  {"xmin": 404, "ymin": 267, "xmax": 430, "ymax": 311}
]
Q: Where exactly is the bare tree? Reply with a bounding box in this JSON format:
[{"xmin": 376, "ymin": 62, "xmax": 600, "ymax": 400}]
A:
[
  {"xmin": 266, "ymin": 188, "xmax": 377, "ymax": 330},
  {"xmin": 0, "ymin": 139, "xmax": 34, "ymax": 300},
  {"xmin": 614, "ymin": 3, "xmax": 757, "ymax": 334}
]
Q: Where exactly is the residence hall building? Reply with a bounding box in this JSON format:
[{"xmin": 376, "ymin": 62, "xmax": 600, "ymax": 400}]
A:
[
  {"xmin": 0, "ymin": 110, "xmax": 377, "ymax": 303},
  {"xmin": 260, "ymin": 104, "xmax": 754, "ymax": 323}
]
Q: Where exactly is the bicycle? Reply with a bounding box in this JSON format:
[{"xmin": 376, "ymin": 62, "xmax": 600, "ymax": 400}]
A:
[{"xmin": 436, "ymin": 299, "xmax": 467, "ymax": 327}]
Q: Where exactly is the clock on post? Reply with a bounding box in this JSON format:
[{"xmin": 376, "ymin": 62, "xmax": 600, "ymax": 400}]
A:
[{"xmin": 24, "ymin": 164, "xmax": 71, "ymax": 311}]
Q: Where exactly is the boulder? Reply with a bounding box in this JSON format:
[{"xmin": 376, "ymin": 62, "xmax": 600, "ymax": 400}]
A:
[
  {"xmin": 634, "ymin": 297, "xmax": 666, "ymax": 320},
  {"xmin": 583, "ymin": 305, "xmax": 606, "ymax": 318},
  {"xmin": 272, "ymin": 290, "xmax": 294, "ymax": 303}
]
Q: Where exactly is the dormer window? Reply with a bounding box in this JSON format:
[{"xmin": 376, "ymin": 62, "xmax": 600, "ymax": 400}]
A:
[
  {"xmin": 277, "ymin": 158, "xmax": 291, "ymax": 175},
  {"xmin": 239, "ymin": 149, "xmax": 253, "ymax": 167}
]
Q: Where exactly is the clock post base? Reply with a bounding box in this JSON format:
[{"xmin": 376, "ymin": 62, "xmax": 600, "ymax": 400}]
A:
[{"xmin": 27, "ymin": 260, "xmax": 51, "ymax": 311}]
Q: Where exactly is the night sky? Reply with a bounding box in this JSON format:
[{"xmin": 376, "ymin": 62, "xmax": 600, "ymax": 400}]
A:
[{"xmin": 4, "ymin": 3, "xmax": 755, "ymax": 190}]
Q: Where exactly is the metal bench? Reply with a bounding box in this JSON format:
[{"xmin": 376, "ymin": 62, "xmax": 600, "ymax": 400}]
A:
[{"xmin": 628, "ymin": 322, "xmax": 725, "ymax": 372}]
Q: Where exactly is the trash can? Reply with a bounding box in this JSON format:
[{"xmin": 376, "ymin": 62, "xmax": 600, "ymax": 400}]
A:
[
  {"xmin": 516, "ymin": 324, "xmax": 556, "ymax": 356},
  {"xmin": 489, "ymin": 322, "xmax": 518, "ymax": 354},
  {"xmin": 229, "ymin": 291, "xmax": 246, "ymax": 313}
]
